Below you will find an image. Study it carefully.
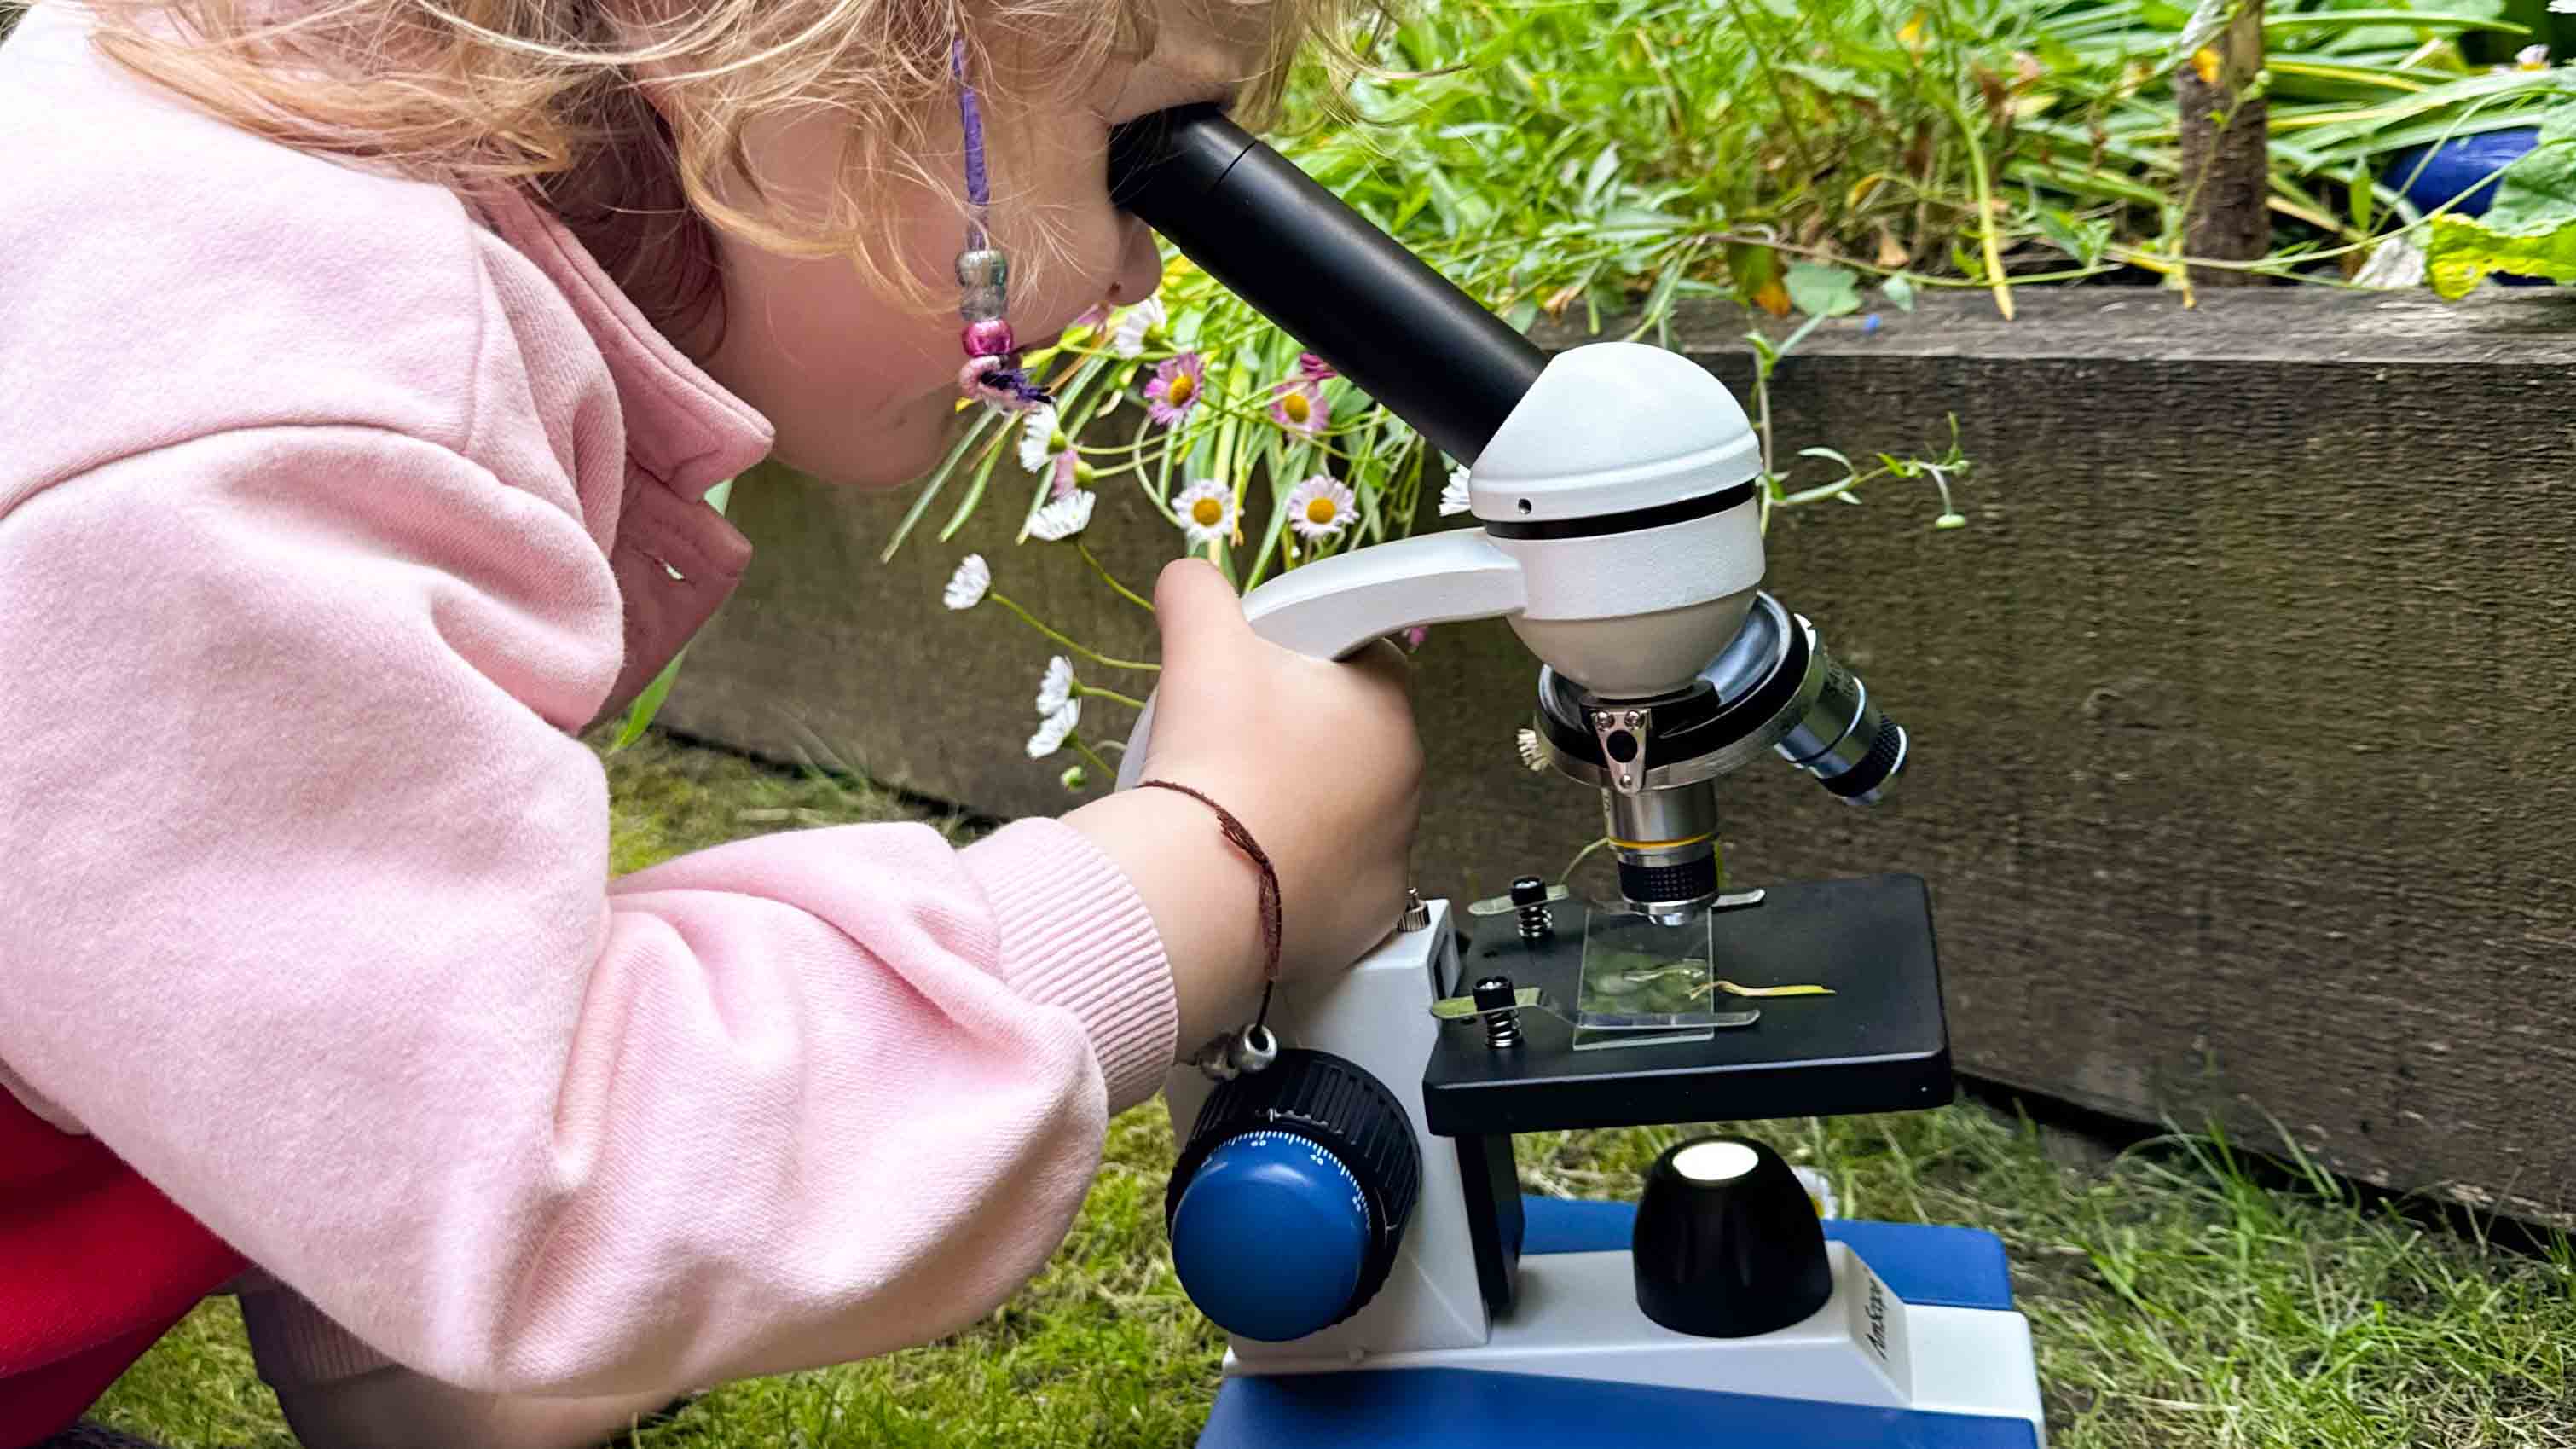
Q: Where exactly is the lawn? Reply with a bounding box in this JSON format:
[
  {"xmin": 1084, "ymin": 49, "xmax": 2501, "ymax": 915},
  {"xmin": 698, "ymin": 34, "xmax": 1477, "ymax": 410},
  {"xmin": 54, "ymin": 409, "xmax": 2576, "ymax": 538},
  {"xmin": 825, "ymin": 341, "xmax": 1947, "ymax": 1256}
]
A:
[{"xmin": 87, "ymin": 731, "xmax": 2576, "ymax": 1449}]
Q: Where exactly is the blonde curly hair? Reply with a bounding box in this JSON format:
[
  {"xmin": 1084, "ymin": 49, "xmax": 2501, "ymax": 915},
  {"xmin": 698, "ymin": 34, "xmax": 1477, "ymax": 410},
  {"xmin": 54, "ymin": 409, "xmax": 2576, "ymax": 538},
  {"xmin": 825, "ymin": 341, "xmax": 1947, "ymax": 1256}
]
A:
[{"xmin": 83, "ymin": 0, "xmax": 1369, "ymax": 342}]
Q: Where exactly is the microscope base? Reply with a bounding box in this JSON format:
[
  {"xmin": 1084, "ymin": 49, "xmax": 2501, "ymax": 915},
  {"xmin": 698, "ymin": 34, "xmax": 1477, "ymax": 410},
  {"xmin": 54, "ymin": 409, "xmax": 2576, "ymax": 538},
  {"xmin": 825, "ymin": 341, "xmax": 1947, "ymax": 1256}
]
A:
[{"xmin": 1196, "ymin": 1202, "xmax": 2045, "ymax": 1449}]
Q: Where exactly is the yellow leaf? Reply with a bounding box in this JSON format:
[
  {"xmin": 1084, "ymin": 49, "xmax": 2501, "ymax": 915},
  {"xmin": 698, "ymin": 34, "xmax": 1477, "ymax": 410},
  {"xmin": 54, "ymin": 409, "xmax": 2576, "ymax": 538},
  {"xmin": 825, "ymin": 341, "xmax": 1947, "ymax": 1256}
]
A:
[
  {"xmin": 1716, "ymin": 980, "xmax": 1836, "ymax": 998},
  {"xmin": 2191, "ymin": 46, "xmax": 2220, "ymax": 84},
  {"xmin": 1847, "ymin": 173, "xmax": 1887, "ymax": 209},
  {"xmin": 1751, "ymin": 278, "xmax": 1792, "ymax": 316},
  {"xmin": 1898, "ymin": 12, "xmax": 1926, "ymax": 50}
]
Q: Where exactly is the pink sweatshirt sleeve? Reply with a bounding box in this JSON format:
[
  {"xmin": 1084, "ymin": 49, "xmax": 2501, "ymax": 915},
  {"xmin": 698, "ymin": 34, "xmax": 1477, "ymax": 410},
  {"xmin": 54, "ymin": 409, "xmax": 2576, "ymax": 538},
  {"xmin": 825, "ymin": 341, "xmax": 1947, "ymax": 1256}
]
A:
[{"xmin": 0, "ymin": 424, "xmax": 1178, "ymax": 1397}]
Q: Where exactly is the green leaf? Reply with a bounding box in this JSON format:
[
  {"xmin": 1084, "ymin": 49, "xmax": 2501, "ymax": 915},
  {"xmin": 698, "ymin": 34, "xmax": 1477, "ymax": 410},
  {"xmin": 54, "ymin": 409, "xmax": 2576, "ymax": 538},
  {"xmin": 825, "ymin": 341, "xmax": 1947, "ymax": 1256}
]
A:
[
  {"xmin": 1583, "ymin": 143, "xmax": 1624, "ymax": 209},
  {"xmin": 2483, "ymin": 115, "xmax": 2576, "ymax": 234},
  {"xmin": 2424, "ymin": 210, "xmax": 2576, "ymax": 296},
  {"xmin": 1882, "ymin": 275, "xmax": 1918, "ymax": 311},
  {"xmin": 1785, "ymin": 262, "xmax": 1865, "ymax": 318},
  {"xmin": 2035, "ymin": 207, "xmax": 2115, "ymax": 267},
  {"xmin": 610, "ymin": 645, "xmax": 687, "ymax": 752},
  {"xmin": 1780, "ymin": 62, "xmax": 1869, "ymax": 97}
]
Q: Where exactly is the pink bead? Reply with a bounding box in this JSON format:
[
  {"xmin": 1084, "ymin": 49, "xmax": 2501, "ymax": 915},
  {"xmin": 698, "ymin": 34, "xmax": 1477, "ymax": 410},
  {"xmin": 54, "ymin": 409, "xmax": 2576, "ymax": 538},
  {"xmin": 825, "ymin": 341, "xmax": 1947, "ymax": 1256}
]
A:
[{"xmin": 962, "ymin": 319, "xmax": 1015, "ymax": 357}]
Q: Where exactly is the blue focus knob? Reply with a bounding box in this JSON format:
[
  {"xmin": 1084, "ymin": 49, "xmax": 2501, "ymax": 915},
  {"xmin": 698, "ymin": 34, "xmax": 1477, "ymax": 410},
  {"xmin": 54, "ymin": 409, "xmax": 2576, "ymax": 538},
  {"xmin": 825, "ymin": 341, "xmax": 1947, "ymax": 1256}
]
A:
[
  {"xmin": 1164, "ymin": 1051, "xmax": 1421, "ymax": 1343},
  {"xmin": 1170, "ymin": 1131, "xmax": 1372, "ymax": 1342}
]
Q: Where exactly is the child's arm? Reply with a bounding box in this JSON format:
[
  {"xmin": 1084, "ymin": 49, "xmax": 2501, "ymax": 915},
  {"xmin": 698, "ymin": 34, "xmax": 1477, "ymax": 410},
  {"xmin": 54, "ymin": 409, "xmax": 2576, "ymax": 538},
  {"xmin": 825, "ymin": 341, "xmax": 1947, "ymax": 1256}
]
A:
[{"xmin": 0, "ymin": 425, "xmax": 1243, "ymax": 1400}]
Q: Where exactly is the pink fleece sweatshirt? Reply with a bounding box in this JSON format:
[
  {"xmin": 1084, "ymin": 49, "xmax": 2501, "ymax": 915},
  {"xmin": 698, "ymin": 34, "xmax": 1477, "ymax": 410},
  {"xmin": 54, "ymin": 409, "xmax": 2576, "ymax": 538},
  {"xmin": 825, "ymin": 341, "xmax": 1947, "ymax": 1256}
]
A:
[{"xmin": 0, "ymin": 0, "xmax": 1178, "ymax": 1406}]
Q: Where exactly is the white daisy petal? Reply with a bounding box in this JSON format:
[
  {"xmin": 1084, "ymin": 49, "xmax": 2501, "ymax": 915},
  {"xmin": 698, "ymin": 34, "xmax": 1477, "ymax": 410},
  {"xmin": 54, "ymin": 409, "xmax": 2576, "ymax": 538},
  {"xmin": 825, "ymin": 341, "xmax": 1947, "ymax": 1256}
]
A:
[
  {"xmin": 1285, "ymin": 476, "xmax": 1357, "ymax": 541},
  {"xmin": 942, "ymin": 554, "xmax": 991, "ymax": 610},
  {"xmin": 1036, "ymin": 657, "xmax": 1074, "ymax": 715},
  {"xmin": 1029, "ymin": 490, "xmax": 1097, "ymax": 542},
  {"xmin": 2550, "ymin": 1, "xmax": 2573, "ymax": 15},
  {"xmin": 1172, "ymin": 479, "xmax": 1236, "ymax": 548},
  {"xmin": 1026, "ymin": 699, "xmax": 1080, "ymax": 759},
  {"xmin": 1111, "ymin": 297, "xmax": 1166, "ymax": 359},
  {"xmin": 1440, "ymin": 466, "xmax": 1473, "ymax": 518},
  {"xmin": 2518, "ymin": 41, "xmax": 2552, "ymax": 66},
  {"xmin": 1017, "ymin": 408, "xmax": 1060, "ymax": 472},
  {"xmin": 1516, "ymin": 727, "xmax": 1548, "ymax": 773}
]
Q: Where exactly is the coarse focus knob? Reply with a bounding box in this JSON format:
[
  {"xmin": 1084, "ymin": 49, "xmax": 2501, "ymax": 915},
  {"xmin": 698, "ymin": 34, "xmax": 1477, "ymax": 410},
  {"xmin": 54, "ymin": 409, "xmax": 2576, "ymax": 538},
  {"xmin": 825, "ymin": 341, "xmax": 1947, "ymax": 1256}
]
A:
[
  {"xmin": 1166, "ymin": 1050, "xmax": 1421, "ymax": 1342},
  {"xmin": 1631, "ymin": 1135, "xmax": 1833, "ymax": 1338}
]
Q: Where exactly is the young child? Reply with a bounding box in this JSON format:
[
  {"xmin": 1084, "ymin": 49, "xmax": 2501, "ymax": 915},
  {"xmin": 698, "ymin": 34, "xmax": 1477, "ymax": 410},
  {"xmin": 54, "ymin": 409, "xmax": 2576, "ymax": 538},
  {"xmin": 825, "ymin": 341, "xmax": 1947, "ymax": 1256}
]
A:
[{"xmin": 0, "ymin": 0, "xmax": 1423, "ymax": 1440}]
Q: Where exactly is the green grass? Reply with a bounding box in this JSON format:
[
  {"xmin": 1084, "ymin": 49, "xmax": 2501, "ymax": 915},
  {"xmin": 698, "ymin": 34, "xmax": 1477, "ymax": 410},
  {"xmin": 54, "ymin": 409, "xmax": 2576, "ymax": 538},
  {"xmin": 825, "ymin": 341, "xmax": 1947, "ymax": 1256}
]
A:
[{"xmin": 88, "ymin": 732, "xmax": 2576, "ymax": 1449}]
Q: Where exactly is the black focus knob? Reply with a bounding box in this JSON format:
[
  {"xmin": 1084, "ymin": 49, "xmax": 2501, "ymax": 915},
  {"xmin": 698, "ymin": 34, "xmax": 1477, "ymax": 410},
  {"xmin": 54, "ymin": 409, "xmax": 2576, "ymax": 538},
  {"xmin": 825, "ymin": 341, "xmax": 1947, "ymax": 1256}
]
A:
[
  {"xmin": 1631, "ymin": 1135, "xmax": 1832, "ymax": 1338},
  {"xmin": 1166, "ymin": 1049, "xmax": 1421, "ymax": 1342},
  {"xmin": 1510, "ymin": 876, "xmax": 1548, "ymax": 907}
]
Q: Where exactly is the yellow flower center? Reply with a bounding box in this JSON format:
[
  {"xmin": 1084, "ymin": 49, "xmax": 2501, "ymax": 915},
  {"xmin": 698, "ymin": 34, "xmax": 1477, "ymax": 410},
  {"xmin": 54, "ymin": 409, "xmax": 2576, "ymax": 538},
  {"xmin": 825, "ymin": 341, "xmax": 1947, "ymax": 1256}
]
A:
[
  {"xmin": 1167, "ymin": 374, "xmax": 1196, "ymax": 407},
  {"xmin": 1282, "ymin": 392, "xmax": 1310, "ymax": 423},
  {"xmin": 1191, "ymin": 497, "xmax": 1226, "ymax": 526},
  {"xmin": 1305, "ymin": 497, "xmax": 1339, "ymax": 526}
]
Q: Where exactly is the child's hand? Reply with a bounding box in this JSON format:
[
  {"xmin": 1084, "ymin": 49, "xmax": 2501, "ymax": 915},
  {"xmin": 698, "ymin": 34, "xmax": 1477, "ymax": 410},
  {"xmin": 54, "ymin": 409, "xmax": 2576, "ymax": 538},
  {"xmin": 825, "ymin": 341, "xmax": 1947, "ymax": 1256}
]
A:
[{"xmin": 1066, "ymin": 559, "xmax": 1423, "ymax": 1052}]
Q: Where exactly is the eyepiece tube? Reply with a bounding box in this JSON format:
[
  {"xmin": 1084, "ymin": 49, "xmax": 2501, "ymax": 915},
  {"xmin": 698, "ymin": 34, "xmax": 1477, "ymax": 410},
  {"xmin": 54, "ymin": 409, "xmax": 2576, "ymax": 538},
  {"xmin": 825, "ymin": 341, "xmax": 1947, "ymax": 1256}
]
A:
[{"xmin": 1107, "ymin": 105, "xmax": 1547, "ymax": 466}]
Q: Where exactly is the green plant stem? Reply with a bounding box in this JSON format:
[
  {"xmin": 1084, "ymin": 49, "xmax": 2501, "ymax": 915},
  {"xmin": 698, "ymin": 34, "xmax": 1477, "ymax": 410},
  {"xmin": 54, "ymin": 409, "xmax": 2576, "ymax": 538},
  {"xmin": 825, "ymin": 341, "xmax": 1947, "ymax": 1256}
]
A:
[
  {"xmin": 1560, "ymin": 835, "xmax": 1613, "ymax": 884},
  {"xmin": 1074, "ymin": 739, "xmax": 1117, "ymax": 781},
  {"xmin": 1077, "ymin": 683, "xmax": 1148, "ymax": 710},
  {"xmin": 987, "ymin": 591, "xmax": 1161, "ymax": 672},
  {"xmin": 1075, "ymin": 542, "xmax": 1156, "ymax": 612}
]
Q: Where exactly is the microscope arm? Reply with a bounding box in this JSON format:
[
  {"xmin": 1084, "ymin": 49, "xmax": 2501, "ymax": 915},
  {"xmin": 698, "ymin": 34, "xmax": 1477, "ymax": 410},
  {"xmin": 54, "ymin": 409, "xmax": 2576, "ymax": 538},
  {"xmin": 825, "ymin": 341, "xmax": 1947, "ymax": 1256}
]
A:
[{"xmin": 1111, "ymin": 530, "xmax": 1526, "ymax": 790}]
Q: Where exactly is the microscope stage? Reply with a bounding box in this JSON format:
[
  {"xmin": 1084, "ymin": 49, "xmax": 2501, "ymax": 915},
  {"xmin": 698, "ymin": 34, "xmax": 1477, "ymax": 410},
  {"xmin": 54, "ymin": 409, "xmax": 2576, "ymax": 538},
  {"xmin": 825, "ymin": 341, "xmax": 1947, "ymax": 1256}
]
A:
[{"xmin": 1423, "ymin": 874, "xmax": 1952, "ymax": 1137}]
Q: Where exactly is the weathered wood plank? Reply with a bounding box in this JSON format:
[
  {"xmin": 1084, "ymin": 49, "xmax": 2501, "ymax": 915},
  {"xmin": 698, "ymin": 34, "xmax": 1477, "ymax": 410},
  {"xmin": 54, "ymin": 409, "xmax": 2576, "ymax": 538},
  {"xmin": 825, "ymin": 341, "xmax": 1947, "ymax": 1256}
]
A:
[{"xmin": 660, "ymin": 287, "xmax": 2576, "ymax": 1222}]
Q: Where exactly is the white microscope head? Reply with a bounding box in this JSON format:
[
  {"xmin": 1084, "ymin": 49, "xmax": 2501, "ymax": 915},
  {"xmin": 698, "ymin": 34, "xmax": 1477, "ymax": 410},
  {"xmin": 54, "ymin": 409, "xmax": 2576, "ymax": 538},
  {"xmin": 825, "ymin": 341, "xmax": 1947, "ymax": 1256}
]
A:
[{"xmin": 1467, "ymin": 343, "xmax": 1768, "ymax": 702}]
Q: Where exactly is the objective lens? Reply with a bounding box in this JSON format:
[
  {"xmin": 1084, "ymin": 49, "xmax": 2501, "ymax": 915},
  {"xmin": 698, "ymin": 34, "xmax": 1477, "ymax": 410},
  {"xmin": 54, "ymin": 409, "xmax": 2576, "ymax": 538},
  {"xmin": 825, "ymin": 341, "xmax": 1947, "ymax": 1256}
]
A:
[
  {"xmin": 1603, "ymin": 783, "xmax": 1722, "ymax": 919},
  {"xmin": 1774, "ymin": 646, "xmax": 1907, "ymax": 805}
]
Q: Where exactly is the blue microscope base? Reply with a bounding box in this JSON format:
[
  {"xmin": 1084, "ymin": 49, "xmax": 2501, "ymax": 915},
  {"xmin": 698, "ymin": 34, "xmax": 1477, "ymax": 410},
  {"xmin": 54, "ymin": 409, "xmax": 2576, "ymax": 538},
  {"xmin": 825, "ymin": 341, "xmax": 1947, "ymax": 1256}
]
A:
[{"xmin": 1196, "ymin": 1198, "xmax": 2041, "ymax": 1449}]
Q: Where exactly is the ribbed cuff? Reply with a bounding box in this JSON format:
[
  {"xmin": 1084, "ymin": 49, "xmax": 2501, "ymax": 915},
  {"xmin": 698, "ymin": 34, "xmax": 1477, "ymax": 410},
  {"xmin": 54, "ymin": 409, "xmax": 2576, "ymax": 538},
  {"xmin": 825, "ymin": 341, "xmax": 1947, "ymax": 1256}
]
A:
[
  {"xmin": 959, "ymin": 820, "xmax": 1178, "ymax": 1113},
  {"xmin": 236, "ymin": 1284, "xmax": 397, "ymax": 1389}
]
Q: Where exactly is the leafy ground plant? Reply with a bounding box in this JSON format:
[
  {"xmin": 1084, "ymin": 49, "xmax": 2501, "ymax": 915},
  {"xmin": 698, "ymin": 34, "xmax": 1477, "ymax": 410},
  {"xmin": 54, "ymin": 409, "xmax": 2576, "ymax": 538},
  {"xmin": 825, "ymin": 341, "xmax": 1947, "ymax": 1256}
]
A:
[{"xmin": 88, "ymin": 732, "xmax": 2576, "ymax": 1449}]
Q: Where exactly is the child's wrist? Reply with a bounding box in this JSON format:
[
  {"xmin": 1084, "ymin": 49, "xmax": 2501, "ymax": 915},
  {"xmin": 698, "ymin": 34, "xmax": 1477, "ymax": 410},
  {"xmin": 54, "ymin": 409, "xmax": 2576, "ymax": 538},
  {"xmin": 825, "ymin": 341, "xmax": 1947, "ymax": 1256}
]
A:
[{"xmin": 1062, "ymin": 785, "xmax": 1267, "ymax": 1049}]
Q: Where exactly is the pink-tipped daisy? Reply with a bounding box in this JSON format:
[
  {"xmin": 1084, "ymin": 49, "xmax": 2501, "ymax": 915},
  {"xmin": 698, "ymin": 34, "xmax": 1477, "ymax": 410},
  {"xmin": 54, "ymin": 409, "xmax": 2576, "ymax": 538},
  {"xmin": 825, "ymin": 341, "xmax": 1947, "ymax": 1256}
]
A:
[
  {"xmin": 1172, "ymin": 480, "xmax": 1237, "ymax": 548},
  {"xmin": 1050, "ymin": 449, "xmax": 1081, "ymax": 500},
  {"xmin": 1271, "ymin": 378, "xmax": 1329, "ymax": 436},
  {"xmin": 1146, "ymin": 352, "xmax": 1206, "ymax": 426},
  {"xmin": 1070, "ymin": 303, "xmax": 1112, "ymax": 336},
  {"xmin": 1296, "ymin": 352, "xmax": 1337, "ymax": 381},
  {"xmin": 1284, "ymin": 475, "xmax": 1357, "ymax": 542}
]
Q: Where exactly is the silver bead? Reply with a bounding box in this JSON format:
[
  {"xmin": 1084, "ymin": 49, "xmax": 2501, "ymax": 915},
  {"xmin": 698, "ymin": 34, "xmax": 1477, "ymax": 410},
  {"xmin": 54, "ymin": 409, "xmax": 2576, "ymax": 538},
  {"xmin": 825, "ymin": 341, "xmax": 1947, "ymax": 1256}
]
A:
[
  {"xmin": 1224, "ymin": 1024, "xmax": 1279, "ymax": 1075},
  {"xmin": 958, "ymin": 283, "xmax": 1008, "ymax": 322},
  {"xmin": 954, "ymin": 248, "xmax": 1008, "ymax": 287}
]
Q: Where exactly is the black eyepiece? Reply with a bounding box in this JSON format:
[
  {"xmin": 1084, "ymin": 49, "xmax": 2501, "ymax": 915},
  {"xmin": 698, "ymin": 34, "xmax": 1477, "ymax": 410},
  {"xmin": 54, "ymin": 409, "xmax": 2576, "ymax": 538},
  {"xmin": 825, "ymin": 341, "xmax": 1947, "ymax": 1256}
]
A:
[{"xmin": 1106, "ymin": 105, "xmax": 1546, "ymax": 467}]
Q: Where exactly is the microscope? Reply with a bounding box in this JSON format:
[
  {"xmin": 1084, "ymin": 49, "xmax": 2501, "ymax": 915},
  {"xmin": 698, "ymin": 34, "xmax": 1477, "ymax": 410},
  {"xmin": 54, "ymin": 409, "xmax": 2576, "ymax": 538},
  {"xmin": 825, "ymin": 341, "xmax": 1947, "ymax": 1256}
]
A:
[{"xmin": 1105, "ymin": 107, "xmax": 2046, "ymax": 1448}]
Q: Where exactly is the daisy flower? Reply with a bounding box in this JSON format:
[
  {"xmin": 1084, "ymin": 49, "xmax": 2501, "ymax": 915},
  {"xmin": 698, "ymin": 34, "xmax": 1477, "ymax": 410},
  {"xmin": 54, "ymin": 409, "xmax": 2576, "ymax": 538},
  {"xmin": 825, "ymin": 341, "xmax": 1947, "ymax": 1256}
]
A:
[
  {"xmin": 1271, "ymin": 378, "xmax": 1329, "ymax": 436},
  {"xmin": 1516, "ymin": 727, "xmax": 1547, "ymax": 773},
  {"xmin": 942, "ymin": 554, "xmax": 990, "ymax": 611},
  {"xmin": 1146, "ymin": 352, "xmax": 1206, "ymax": 426},
  {"xmin": 2516, "ymin": 41, "xmax": 2551, "ymax": 67},
  {"xmin": 1296, "ymin": 352, "xmax": 1336, "ymax": 381},
  {"xmin": 1172, "ymin": 480, "xmax": 1237, "ymax": 548},
  {"xmin": 1284, "ymin": 475, "xmax": 1357, "ymax": 541},
  {"xmin": 1035, "ymin": 657, "xmax": 1074, "ymax": 715},
  {"xmin": 1018, "ymin": 409, "xmax": 1063, "ymax": 472},
  {"xmin": 1028, "ymin": 490, "xmax": 1096, "ymax": 542},
  {"xmin": 1027, "ymin": 699, "xmax": 1080, "ymax": 760},
  {"xmin": 1111, "ymin": 297, "xmax": 1166, "ymax": 358},
  {"xmin": 1439, "ymin": 465, "xmax": 1472, "ymax": 518}
]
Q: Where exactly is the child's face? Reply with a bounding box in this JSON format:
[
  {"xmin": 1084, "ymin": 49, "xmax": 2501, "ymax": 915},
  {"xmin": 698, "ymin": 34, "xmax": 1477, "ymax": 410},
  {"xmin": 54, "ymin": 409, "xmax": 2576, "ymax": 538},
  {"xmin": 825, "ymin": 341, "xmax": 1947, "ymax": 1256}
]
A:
[{"xmin": 692, "ymin": 12, "xmax": 1266, "ymax": 490}]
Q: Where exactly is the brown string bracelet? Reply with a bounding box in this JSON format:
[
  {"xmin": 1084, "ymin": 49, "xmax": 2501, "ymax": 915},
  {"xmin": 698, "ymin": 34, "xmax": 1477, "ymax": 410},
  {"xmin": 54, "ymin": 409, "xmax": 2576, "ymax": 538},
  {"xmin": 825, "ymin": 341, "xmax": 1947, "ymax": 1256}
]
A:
[{"xmin": 1137, "ymin": 779, "xmax": 1283, "ymax": 1030}]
